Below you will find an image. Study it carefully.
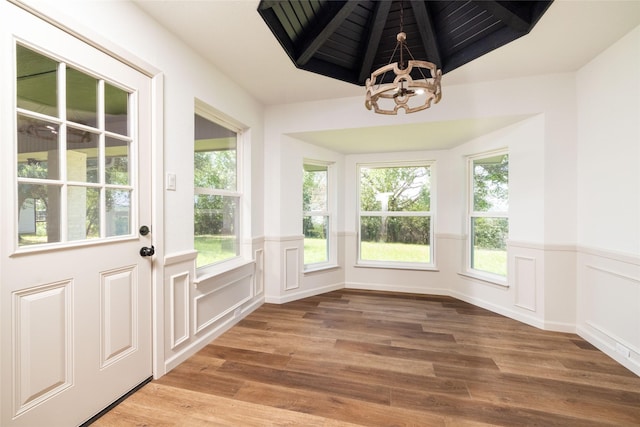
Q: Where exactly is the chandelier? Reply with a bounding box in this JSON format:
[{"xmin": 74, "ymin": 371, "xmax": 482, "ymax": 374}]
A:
[{"xmin": 365, "ymin": 2, "xmax": 442, "ymax": 115}]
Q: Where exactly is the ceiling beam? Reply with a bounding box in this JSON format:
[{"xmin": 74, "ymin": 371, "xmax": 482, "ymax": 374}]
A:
[
  {"xmin": 257, "ymin": 1, "xmax": 279, "ymax": 10},
  {"xmin": 476, "ymin": 1, "xmax": 531, "ymax": 32},
  {"xmin": 442, "ymin": 25, "xmax": 522, "ymax": 74},
  {"xmin": 296, "ymin": 1, "xmax": 360, "ymax": 66},
  {"xmin": 357, "ymin": 1, "xmax": 392, "ymax": 84},
  {"xmin": 410, "ymin": 0, "xmax": 442, "ymax": 69},
  {"xmin": 257, "ymin": 4, "xmax": 297, "ymax": 63}
]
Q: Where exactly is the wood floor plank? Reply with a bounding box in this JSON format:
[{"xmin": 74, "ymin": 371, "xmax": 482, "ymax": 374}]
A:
[
  {"xmin": 284, "ymin": 356, "xmax": 469, "ymax": 397},
  {"xmin": 495, "ymin": 359, "xmax": 640, "ymax": 392},
  {"xmin": 335, "ymin": 339, "xmax": 500, "ymax": 370},
  {"xmin": 216, "ymin": 360, "xmax": 392, "ymax": 406},
  {"xmin": 434, "ymin": 364, "xmax": 640, "ymax": 425},
  {"xmin": 94, "ymin": 289, "xmax": 640, "ymax": 426},
  {"xmin": 95, "ymin": 383, "xmax": 360, "ymax": 427},
  {"xmin": 234, "ymin": 380, "xmax": 448, "ymax": 427},
  {"xmin": 390, "ymin": 388, "xmax": 610, "ymax": 427}
]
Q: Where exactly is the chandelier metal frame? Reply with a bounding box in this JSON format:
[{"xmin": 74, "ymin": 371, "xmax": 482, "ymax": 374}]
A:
[{"xmin": 364, "ymin": 3, "xmax": 442, "ymax": 115}]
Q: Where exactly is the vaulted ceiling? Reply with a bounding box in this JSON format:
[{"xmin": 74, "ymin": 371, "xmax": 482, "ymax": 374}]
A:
[
  {"xmin": 258, "ymin": 0, "xmax": 553, "ymax": 86},
  {"xmin": 133, "ymin": 1, "xmax": 639, "ymax": 153}
]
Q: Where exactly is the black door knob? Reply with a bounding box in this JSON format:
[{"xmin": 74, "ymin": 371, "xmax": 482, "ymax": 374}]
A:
[{"xmin": 140, "ymin": 245, "xmax": 155, "ymax": 257}]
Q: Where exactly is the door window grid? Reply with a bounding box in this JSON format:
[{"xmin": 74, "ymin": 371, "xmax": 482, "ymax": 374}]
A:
[{"xmin": 16, "ymin": 44, "xmax": 134, "ymax": 248}]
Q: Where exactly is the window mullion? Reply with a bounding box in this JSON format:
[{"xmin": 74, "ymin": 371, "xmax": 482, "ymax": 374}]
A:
[
  {"xmin": 471, "ymin": 211, "xmax": 508, "ymax": 218},
  {"xmin": 59, "ymin": 61, "xmax": 68, "ymax": 243},
  {"xmin": 98, "ymin": 79, "xmax": 106, "ymax": 238},
  {"xmin": 360, "ymin": 211, "xmax": 431, "ymax": 217}
]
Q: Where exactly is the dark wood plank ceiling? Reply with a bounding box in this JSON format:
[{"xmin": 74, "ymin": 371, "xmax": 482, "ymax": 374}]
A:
[{"xmin": 258, "ymin": 0, "xmax": 553, "ymax": 86}]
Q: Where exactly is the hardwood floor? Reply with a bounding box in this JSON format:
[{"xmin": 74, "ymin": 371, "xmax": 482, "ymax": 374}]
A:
[{"xmin": 94, "ymin": 290, "xmax": 640, "ymax": 426}]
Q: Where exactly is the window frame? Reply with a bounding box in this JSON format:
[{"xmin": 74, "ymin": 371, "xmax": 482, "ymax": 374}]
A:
[
  {"xmin": 193, "ymin": 101, "xmax": 245, "ymax": 275},
  {"xmin": 303, "ymin": 160, "xmax": 337, "ymax": 272},
  {"xmin": 465, "ymin": 149, "xmax": 509, "ymax": 285},
  {"xmin": 356, "ymin": 161, "xmax": 436, "ymax": 270}
]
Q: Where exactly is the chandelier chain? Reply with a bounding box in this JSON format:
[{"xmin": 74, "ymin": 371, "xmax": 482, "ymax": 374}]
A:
[
  {"xmin": 399, "ymin": 0, "xmax": 405, "ymax": 69},
  {"xmin": 364, "ymin": 0, "xmax": 443, "ymax": 114}
]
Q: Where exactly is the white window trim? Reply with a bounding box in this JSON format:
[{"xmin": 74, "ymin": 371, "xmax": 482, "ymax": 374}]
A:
[
  {"xmin": 194, "ymin": 100, "xmax": 249, "ymax": 277},
  {"xmin": 463, "ymin": 149, "xmax": 509, "ymax": 287},
  {"xmin": 356, "ymin": 160, "xmax": 436, "ymax": 269},
  {"xmin": 303, "ymin": 159, "xmax": 337, "ymax": 272}
]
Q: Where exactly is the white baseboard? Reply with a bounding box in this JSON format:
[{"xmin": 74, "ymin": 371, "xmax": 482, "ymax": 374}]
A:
[
  {"xmin": 577, "ymin": 325, "xmax": 640, "ymax": 377},
  {"xmin": 264, "ymin": 282, "xmax": 344, "ymax": 304},
  {"xmin": 345, "ymin": 281, "xmax": 449, "ymax": 296}
]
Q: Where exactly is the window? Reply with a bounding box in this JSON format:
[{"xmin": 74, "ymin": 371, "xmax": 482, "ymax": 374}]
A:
[
  {"xmin": 358, "ymin": 163, "xmax": 433, "ymax": 267},
  {"xmin": 303, "ymin": 162, "xmax": 332, "ymax": 268},
  {"xmin": 468, "ymin": 152, "xmax": 509, "ymax": 278},
  {"xmin": 16, "ymin": 44, "xmax": 133, "ymax": 247},
  {"xmin": 194, "ymin": 111, "xmax": 241, "ymax": 269}
]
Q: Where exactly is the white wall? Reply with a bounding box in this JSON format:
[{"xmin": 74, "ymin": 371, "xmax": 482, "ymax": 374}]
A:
[
  {"xmin": 263, "ymin": 135, "xmax": 345, "ymax": 302},
  {"xmin": 577, "ymin": 26, "xmax": 640, "ymax": 256},
  {"xmin": 575, "ymin": 25, "xmax": 640, "ymax": 375}
]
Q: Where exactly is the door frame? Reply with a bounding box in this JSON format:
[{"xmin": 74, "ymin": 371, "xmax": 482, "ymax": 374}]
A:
[{"xmin": 8, "ymin": 0, "xmax": 167, "ymax": 378}]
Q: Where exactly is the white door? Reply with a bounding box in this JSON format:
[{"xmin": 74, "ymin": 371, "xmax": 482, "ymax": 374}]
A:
[{"xmin": 0, "ymin": 3, "xmax": 154, "ymax": 426}]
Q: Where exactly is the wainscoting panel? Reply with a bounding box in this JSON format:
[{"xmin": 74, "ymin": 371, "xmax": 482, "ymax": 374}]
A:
[
  {"xmin": 577, "ymin": 247, "xmax": 640, "ymax": 376},
  {"xmin": 284, "ymin": 247, "xmax": 300, "ymax": 291},
  {"xmin": 169, "ymin": 272, "xmax": 190, "ymax": 350},
  {"xmin": 162, "ymin": 250, "xmax": 262, "ymax": 372},
  {"xmin": 514, "ymin": 255, "xmax": 537, "ymax": 312},
  {"xmin": 254, "ymin": 249, "xmax": 264, "ymax": 296},
  {"xmin": 13, "ymin": 280, "xmax": 73, "ymax": 415},
  {"xmin": 194, "ymin": 268, "xmax": 253, "ymax": 334},
  {"xmin": 584, "ymin": 264, "xmax": 639, "ymax": 351}
]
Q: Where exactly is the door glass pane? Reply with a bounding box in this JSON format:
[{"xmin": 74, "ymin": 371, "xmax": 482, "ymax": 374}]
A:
[
  {"xmin": 16, "ymin": 44, "xmax": 58, "ymax": 117},
  {"xmin": 105, "ymin": 83, "xmax": 129, "ymax": 136},
  {"xmin": 106, "ymin": 189, "xmax": 131, "ymax": 237},
  {"xmin": 105, "ymin": 137, "xmax": 129, "ymax": 185},
  {"xmin": 66, "ymin": 66, "xmax": 97, "ymax": 127},
  {"xmin": 18, "ymin": 183, "xmax": 61, "ymax": 245},
  {"xmin": 67, "ymin": 127, "xmax": 99, "ymax": 183},
  {"xmin": 17, "ymin": 115, "xmax": 59, "ymax": 180},
  {"xmin": 68, "ymin": 186, "xmax": 100, "ymax": 241}
]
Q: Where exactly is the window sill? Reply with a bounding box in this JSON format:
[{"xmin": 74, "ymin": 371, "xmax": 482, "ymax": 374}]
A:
[
  {"xmin": 304, "ymin": 264, "xmax": 340, "ymax": 274},
  {"xmin": 458, "ymin": 271, "xmax": 509, "ymax": 288},
  {"xmin": 195, "ymin": 257, "xmax": 254, "ymax": 284},
  {"xmin": 356, "ymin": 262, "xmax": 438, "ymax": 272}
]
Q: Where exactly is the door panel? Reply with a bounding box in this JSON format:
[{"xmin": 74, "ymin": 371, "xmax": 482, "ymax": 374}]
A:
[
  {"xmin": 13, "ymin": 280, "xmax": 73, "ymax": 415},
  {"xmin": 1, "ymin": 3, "xmax": 153, "ymax": 426}
]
